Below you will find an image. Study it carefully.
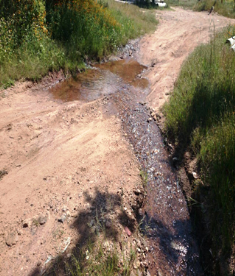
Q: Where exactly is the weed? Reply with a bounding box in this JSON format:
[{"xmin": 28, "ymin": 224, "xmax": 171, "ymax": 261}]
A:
[
  {"xmin": 64, "ymin": 240, "xmax": 136, "ymax": 276},
  {"xmin": 140, "ymin": 170, "xmax": 148, "ymax": 188},
  {"xmin": 32, "ymin": 218, "xmax": 40, "ymax": 227}
]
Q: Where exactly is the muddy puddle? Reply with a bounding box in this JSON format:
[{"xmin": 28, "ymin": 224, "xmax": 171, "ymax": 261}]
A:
[
  {"xmin": 49, "ymin": 59, "xmax": 148, "ymax": 102},
  {"xmin": 48, "ymin": 58, "xmax": 202, "ymax": 275}
]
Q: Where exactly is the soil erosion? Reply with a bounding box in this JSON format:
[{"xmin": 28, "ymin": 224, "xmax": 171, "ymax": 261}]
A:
[{"xmin": 0, "ymin": 7, "xmax": 234, "ymax": 276}]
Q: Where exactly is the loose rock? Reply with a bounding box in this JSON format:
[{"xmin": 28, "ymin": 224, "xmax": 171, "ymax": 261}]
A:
[
  {"xmin": 38, "ymin": 216, "xmax": 47, "ymax": 225},
  {"xmin": 6, "ymin": 231, "xmax": 18, "ymax": 246},
  {"xmin": 22, "ymin": 219, "xmax": 31, "ymax": 228},
  {"xmin": 58, "ymin": 214, "xmax": 67, "ymax": 223}
]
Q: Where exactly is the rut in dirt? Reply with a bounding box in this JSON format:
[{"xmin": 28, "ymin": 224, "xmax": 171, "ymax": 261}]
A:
[{"xmin": 49, "ymin": 57, "xmax": 202, "ymax": 275}]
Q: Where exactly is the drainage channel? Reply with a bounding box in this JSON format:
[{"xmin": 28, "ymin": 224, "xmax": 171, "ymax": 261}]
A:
[
  {"xmin": 109, "ymin": 88, "xmax": 202, "ymax": 276},
  {"xmin": 49, "ymin": 58, "xmax": 202, "ymax": 275}
]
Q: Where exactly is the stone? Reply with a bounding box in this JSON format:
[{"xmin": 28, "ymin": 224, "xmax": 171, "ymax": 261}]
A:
[
  {"xmin": 105, "ymin": 220, "xmax": 112, "ymax": 229},
  {"xmin": 22, "ymin": 218, "xmax": 31, "ymax": 228},
  {"xmin": 6, "ymin": 231, "xmax": 18, "ymax": 246},
  {"xmin": 138, "ymin": 208, "xmax": 144, "ymax": 216},
  {"xmin": 58, "ymin": 214, "xmax": 67, "ymax": 223},
  {"xmin": 38, "ymin": 216, "xmax": 47, "ymax": 225},
  {"xmin": 134, "ymin": 189, "xmax": 141, "ymax": 195},
  {"xmin": 133, "ymin": 260, "xmax": 140, "ymax": 269},
  {"xmin": 124, "ymin": 226, "xmax": 132, "ymax": 236},
  {"xmin": 192, "ymin": 172, "xmax": 199, "ymax": 179},
  {"xmin": 147, "ymin": 118, "xmax": 153, "ymax": 123},
  {"xmin": 62, "ymin": 205, "xmax": 67, "ymax": 212}
]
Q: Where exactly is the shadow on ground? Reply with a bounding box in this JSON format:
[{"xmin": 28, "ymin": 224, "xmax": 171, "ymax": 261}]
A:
[{"xmin": 28, "ymin": 187, "xmax": 138, "ymax": 276}]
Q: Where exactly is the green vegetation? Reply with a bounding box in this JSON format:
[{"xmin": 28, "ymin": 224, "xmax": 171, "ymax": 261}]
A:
[
  {"xmin": 163, "ymin": 26, "xmax": 235, "ymax": 266},
  {"xmin": 194, "ymin": 0, "xmax": 235, "ymax": 18},
  {"xmin": 64, "ymin": 242, "xmax": 136, "ymax": 276},
  {"xmin": 166, "ymin": 0, "xmax": 197, "ymax": 8},
  {"xmin": 0, "ymin": 0, "xmax": 158, "ymax": 88}
]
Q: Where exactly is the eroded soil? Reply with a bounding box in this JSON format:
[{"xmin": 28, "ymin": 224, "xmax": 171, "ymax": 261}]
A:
[{"xmin": 0, "ymin": 7, "xmax": 234, "ymax": 276}]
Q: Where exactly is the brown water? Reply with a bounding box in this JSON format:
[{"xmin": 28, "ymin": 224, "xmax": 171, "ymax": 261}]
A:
[
  {"xmin": 49, "ymin": 59, "xmax": 148, "ymax": 102},
  {"xmin": 48, "ymin": 58, "xmax": 202, "ymax": 275}
]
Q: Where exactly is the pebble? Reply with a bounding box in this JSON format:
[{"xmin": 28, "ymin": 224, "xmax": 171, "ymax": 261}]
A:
[
  {"xmin": 62, "ymin": 205, "xmax": 67, "ymax": 212},
  {"xmin": 22, "ymin": 219, "xmax": 31, "ymax": 228},
  {"xmin": 38, "ymin": 215, "xmax": 47, "ymax": 225},
  {"xmin": 124, "ymin": 226, "xmax": 132, "ymax": 236},
  {"xmin": 105, "ymin": 220, "xmax": 112, "ymax": 229},
  {"xmin": 134, "ymin": 189, "xmax": 141, "ymax": 195},
  {"xmin": 192, "ymin": 172, "xmax": 199, "ymax": 179},
  {"xmin": 138, "ymin": 208, "xmax": 144, "ymax": 216},
  {"xmin": 6, "ymin": 231, "xmax": 18, "ymax": 246},
  {"xmin": 58, "ymin": 214, "xmax": 67, "ymax": 223}
]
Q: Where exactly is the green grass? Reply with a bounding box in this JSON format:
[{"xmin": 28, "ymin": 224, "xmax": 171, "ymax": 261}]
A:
[
  {"xmin": 64, "ymin": 242, "xmax": 136, "ymax": 276},
  {"xmin": 163, "ymin": 26, "xmax": 235, "ymax": 268},
  {"xmin": 194, "ymin": 0, "xmax": 235, "ymax": 18},
  {"xmin": 106, "ymin": 0, "xmax": 158, "ymax": 36},
  {"xmin": 165, "ymin": 0, "xmax": 197, "ymax": 8},
  {"xmin": 0, "ymin": 35, "xmax": 68, "ymax": 88},
  {"xmin": 0, "ymin": 0, "xmax": 158, "ymax": 89}
]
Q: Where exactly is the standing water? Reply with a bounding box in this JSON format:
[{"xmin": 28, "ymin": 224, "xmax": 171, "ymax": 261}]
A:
[{"xmin": 49, "ymin": 58, "xmax": 202, "ymax": 275}]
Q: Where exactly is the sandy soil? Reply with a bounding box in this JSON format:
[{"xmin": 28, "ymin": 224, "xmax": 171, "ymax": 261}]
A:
[
  {"xmin": 0, "ymin": 7, "xmax": 234, "ymax": 276},
  {"xmin": 0, "ymin": 76, "xmax": 142, "ymax": 275}
]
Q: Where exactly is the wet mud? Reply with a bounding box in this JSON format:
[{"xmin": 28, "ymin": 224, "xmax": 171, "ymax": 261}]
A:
[{"xmin": 48, "ymin": 58, "xmax": 202, "ymax": 275}]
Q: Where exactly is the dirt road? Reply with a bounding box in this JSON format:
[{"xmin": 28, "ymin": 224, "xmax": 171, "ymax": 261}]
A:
[
  {"xmin": 0, "ymin": 7, "xmax": 234, "ymax": 276},
  {"xmin": 139, "ymin": 7, "xmax": 235, "ymax": 111}
]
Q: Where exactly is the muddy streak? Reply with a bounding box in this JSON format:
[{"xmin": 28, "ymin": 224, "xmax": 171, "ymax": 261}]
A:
[
  {"xmin": 100, "ymin": 60, "xmax": 202, "ymax": 275},
  {"xmin": 48, "ymin": 58, "xmax": 202, "ymax": 275},
  {"xmin": 111, "ymin": 92, "xmax": 202, "ymax": 275}
]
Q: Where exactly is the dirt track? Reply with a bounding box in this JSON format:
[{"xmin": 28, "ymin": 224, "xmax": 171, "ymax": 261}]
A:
[
  {"xmin": 139, "ymin": 7, "xmax": 235, "ymax": 111},
  {"xmin": 0, "ymin": 7, "xmax": 234, "ymax": 276}
]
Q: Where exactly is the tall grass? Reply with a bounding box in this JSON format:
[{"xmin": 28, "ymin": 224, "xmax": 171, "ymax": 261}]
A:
[
  {"xmin": 0, "ymin": 0, "xmax": 158, "ymax": 88},
  {"xmin": 164, "ymin": 26, "xmax": 235, "ymax": 263},
  {"xmin": 194, "ymin": 0, "xmax": 235, "ymax": 18}
]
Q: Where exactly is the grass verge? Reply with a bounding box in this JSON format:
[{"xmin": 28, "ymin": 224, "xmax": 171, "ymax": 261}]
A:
[
  {"xmin": 194, "ymin": 0, "xmax": 235, "ymax": 18},
  {"xmin": 163, "ymin": 26, "xmax": 235, "ymax": 273}
]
